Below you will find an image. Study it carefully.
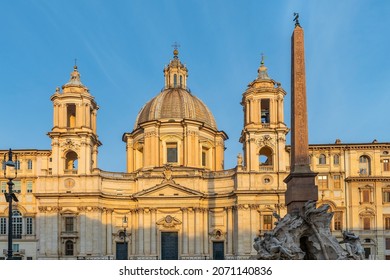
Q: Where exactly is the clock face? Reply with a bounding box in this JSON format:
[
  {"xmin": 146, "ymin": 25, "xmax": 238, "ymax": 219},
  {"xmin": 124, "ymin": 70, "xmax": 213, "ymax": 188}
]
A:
[{"xmin": 64, "ymin": 178, "xmax": 75, "ymax": 188}]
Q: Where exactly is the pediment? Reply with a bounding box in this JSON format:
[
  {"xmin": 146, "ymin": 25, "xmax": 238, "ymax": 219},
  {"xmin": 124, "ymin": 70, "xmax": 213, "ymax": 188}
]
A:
[{"xmin": 133, "ymin": 182, "xmax": 204, "ymax": 198}]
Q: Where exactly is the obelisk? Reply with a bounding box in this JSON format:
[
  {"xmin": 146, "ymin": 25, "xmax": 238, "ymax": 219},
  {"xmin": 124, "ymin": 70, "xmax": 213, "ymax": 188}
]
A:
[{"xmin": 284, "ymin": 14, "xmax": 318, "ymax": 214}]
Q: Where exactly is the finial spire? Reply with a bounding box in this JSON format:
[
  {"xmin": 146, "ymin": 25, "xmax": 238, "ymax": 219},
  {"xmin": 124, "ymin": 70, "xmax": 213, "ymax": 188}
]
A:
[
  {"xmin": 293, "ymin": 13, "xmax": 300, "ymax": 27},
  {"xmin": 63, "ymin": 63, "xmax": 84, "ymax": 87},
  {"xmin": 172, "ymin": 41, "xmax": 180, "ymax": 58},
  {"xmin": 257, "ymin": 53, "xmax": 270, "ymax": 80}
]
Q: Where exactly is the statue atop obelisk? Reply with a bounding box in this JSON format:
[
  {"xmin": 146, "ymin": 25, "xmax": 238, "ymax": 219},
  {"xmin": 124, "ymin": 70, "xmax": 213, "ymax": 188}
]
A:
[{"xmin": 284, "ymin": 14, "xmax": 318, "ymax": 214}]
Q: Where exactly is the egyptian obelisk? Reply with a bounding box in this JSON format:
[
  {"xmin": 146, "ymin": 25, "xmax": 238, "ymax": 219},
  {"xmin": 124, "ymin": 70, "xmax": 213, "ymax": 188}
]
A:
[{"xmin": 284, "ymin": 14, "xmax": 318, "ymax": 214}]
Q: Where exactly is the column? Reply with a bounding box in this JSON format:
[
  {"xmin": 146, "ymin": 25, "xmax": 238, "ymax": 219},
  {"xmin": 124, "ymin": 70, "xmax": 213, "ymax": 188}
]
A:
[
  {"xmin": 39, "ymin": 210, "xmax": 46, "ymax": 257},
  {"xmin": 144, "ymin": 209, "xmax": 151, "ymax": 255},
  {"xmin": 250, "ymin": 206, "xmax": 258, "ymax": 254},
  {"xmin": 62, "ymin": 104, "xmax": 67, "ymax": 127},
  {"xmin": 76, "ymin": 103, "xmax": 82, "ymax": 127},
  {"xmin": 131, "ymin": 210, "xmax": 136, "ymax": 256},
  {"xmin": 106, "ymin": 210, "xmax": 113, "ymax": 255},
  {"xmin": 53, "ymin": 104, "xmax": 58, "ymax": 127},
  {"xmin": 85, "ymin": 104, "xmax": 91, "ymax": 128},
  {"xmin": 226, "ymin": 207, "xmax": 233, "ymax": 255},
  {"xmin": 188, "ymin": 208, "xmax": 194, "ymax": 254},
  {"xmin": 79, "ymin": 208, "xmax": 86, "ymax": 255},
  {"xmin": 181, "ymin": 208, "xmax": 188, "ymax": 255},
  {"xmin": 203, "ymin": 209, "xmax": 209, "ymax": 255},
  {"xmin": 194, "ymin": 208, "xmax": 201, "ymax": 255},
  {"xmin": 150, "ymin": 209, "xmax": 157, "ymax": 255},
  {"xmin": 137, "ymin": 208, "xmax": 144, "ymax": 255}
]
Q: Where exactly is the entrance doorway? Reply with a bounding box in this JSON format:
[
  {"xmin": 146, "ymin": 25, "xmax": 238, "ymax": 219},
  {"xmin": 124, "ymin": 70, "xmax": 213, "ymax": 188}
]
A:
[
  {"xmin": 212, "ymin": 241, "xmax": 224, "ymax": 260},
  {"xmin": 116, "ymin": 242, "xmax": 128, "ymax": 260},
  {"xmin": 161, "ymin": 232, "xmax": 178, "ymax": 260}
]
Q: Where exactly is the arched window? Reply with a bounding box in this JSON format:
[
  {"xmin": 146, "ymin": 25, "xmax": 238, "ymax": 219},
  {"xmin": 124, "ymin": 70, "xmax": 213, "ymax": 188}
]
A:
[
  {"xmin": 12, "ymin": 210, "xmax": 22, "ymax": 239},
  {"xmin": 67, "ymin": 104, "xmax": 76, "ymax": 128},
  {"xmin": 359, "ymin": 155, "xmax": 371, "ymax": 175},
  {"xmin": 260, "ymin": 99, "xmax": 270, "ymax": 124},
  {"xmin": 259, "ymin": 147, "xmax": 273, "ymax": 167},
  {"xmin": 65, "ymin": 240, "xmax": 74, "ymax": 256},
  {"xmin": 179, "ymin": 75, "xmax": 183, "ymax": 87},
  {"xmin": 173, "ymin": 74, "xmax": 177, "ymax": 87},
  {"xmin": 319, "ymin": 154, "xmax": 326, "ymax": 165},
  {"xmin": 65, "ymin": 151, "xmax": 78, "ymax": 173}
]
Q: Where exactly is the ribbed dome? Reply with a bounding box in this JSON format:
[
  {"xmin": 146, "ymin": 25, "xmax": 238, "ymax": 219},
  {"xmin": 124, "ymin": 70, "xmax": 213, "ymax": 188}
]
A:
[{"xmin": 134, "ymin": 88, "xmax": 217, "ymax": 130}]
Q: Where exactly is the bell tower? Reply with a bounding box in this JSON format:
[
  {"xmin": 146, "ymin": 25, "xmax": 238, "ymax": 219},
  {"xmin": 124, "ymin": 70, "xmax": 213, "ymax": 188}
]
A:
[
  {"xmin": 239, "ymin": 57, "xmax": 289, "ymax": 172},
  {"xmin": 48, "ymin": 65, "xmax": 101, "ymax": 176}
]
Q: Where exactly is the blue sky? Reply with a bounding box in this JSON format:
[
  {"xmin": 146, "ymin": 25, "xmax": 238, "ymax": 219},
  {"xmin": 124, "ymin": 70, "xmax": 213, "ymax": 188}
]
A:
[{"xmin": 0, "ymin": 1, "xmax": 389, "ymax": 171}]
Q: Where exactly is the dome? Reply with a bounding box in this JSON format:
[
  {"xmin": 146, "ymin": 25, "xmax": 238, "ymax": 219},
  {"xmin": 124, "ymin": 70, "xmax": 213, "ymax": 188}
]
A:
[{"xmin": 134, "ymin": 88, "xmax": 217, "ymax": 130}]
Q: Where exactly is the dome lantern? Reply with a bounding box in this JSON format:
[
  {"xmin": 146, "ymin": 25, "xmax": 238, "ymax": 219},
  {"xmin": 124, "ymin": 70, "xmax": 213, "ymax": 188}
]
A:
[{"xmin": 163, "ymin": 46, "xmax": 188, "ymax": 89}]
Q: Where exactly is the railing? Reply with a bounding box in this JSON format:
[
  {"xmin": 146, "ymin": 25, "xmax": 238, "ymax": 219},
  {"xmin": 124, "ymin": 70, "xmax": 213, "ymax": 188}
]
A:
[
  {"xmin": 64, "ymin": 169, "xmax": 78, "ymax": 175},
  {"xmin": 2, "ymin": 249, "xmax": 25, "ymax": 255},
  {"xmin": 100, "ymin": 171, "xmax": 135, "ymax": 180},
  {"xmin": 202, "ymin": 169, "xmax": 236, "ymax": 178},
  {"xmin": 259, "ymin": 165, "xmax": 273, "ymax": 172}
]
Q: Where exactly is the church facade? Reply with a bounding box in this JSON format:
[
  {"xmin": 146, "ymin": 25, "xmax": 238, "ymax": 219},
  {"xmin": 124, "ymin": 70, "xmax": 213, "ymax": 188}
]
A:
[{"xmin": 1, "ymin": 47, "xmax": 390, "ymax": 260}]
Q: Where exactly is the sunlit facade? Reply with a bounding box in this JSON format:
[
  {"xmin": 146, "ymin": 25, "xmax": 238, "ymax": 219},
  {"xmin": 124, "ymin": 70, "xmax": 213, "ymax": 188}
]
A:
[{"xmin": 0, "ymin": 51, "xmax": 389, "ymax": 260}]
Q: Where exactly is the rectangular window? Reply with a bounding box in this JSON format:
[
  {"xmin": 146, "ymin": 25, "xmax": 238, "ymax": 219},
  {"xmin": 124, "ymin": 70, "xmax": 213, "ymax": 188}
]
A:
[
  {"xmin": 65, "ymin": 217, "xmax": 74, "ymax": 232},
  {"xmin": 334, "ymin": 212, "xmax": 342, "ymax": 231},
  {"xmin": 333, "ymin": 175, "xmax": 341, "ymax": 189},
  {"xmin": 362, "ymin": 190, "xmax": 370, "ymax": 203},
  {"xmin": 384, "ymin": 159, "xmax": 390, "ymax": 172},
  {"xmin": 386, "ymin": 238, "xmax": 390, "ymax": 250},
  {"xmin": 263, "ymin": 215, "xmax": 273, "ymax": 230},
  {"xmin": 26, "ymin": 181, "xmax": 33, "ymax": 193},
  {"xmin": 167, "ymin": 143, "xmax": 178, "ymax": 163},
  {"xmin": 202, "ymin": 147, "xmax": 208, "ymax": 167},
  {"xmin": 12, "ymin": 244, "xmax": 19, "ymax": 252},
  {"xmin": 1, "ymin": 181, "xmax": 6, "ymax": 193},
  {"xmin": 384, "ymin": 217, "xmax": 390, "ymax": 230},
  {"xmin": 26, "ymin": 217, "xmax": 33, "ymax": 235},
  {"xmin": 384, "ymin": 191, "xmax": 390, "ymax": 203},
  {"xmin": 12, "ymin": 215, "xmax": 22, "ymax": 239},
  {"xmin": 13, "ymin": 180, "xmax": 21, "ymax": 193},
  {"xmin": 0, "ymin": 217, "xmax": 6, "ymax": 234},
  {"xmin": 333, "ymin": 155, "xmax": 340, "ymax": 165},
  {"xmin": 27, "ymin": 159, "xmax": 33, "ymax": 170},
  {"xmin": 318, "ymin": 175, "xmax": 328, "ymax": 189},
  {"xmin": 363, "ymin": 217, "xmax": 371, "ymax": 230}
]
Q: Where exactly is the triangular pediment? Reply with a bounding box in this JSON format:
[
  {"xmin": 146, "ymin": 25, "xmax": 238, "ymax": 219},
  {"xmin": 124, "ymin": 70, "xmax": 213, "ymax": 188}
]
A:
[{"xmin": 133, "ymin": 181, "xmax": 204, "ymax": 198}]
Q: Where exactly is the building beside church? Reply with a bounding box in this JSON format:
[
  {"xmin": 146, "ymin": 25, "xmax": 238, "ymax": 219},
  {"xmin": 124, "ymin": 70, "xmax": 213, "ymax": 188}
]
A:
[{"xmin": 1, "ymin": 44, "xmax": 390, "ymax": 260}]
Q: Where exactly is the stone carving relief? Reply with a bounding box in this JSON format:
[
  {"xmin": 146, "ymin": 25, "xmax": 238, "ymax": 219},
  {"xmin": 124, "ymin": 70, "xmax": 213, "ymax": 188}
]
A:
[
  {"xmin": 64, "ymin": 178, "xmax": 75, "ymax": 189},
  {"xmin": 38, "ymin": 206, "xmax": 63, "ymax": 213},
  {"xmin": 60, "ymin": 139, "xmax": 81, "ymax": 152},
  {"xmin": 253, "ymin": 201, "xmax": 362, "ymax": 260},
  {"xmin": 209, "ymin": 229, "xmax": 225, "ymax": 240},
  {"xmin": 256, "ymin": 135, "xmax": 274, "ymax": 148},
  {"xmin": 77, "ymin": 206, "xmax": 103, "ymax": 212},
  {"xmin": 162, "ymin": 164, "xmax": 174, "ymax": 183},
  {"xmin": 156, "ymin": 215, "xmax": 182, "ymax": 228}
]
